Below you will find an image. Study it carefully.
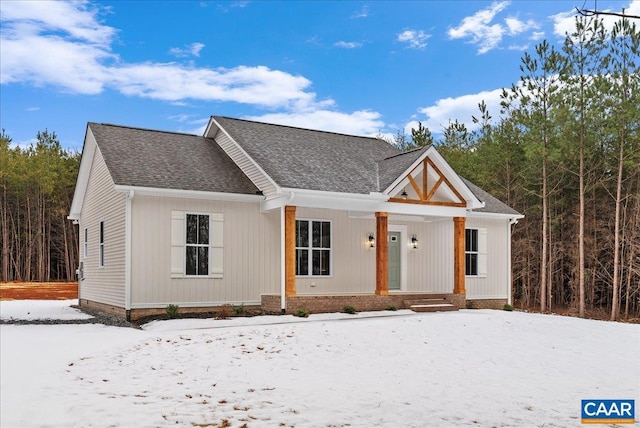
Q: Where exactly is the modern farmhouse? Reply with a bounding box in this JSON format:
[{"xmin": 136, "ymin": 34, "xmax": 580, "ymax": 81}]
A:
[{"xmin": 68, "ymin": 116, "xmax": 523, "ymax": 320}]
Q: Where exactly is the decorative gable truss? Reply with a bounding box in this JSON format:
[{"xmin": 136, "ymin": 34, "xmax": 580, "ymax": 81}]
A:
[{"xmin": 387, "ymin": 151, "xmax": 470, "ymax": 208}]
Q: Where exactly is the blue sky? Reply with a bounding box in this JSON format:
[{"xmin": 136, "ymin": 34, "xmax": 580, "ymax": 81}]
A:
[{"xmin": 1, "ymin": 0, "xmax": 638, "ymax": 150}]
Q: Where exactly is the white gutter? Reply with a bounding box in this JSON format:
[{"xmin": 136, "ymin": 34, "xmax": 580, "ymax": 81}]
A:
[{"xmin": 113, "ymin": 185, "xmax": 264, "ymax": 203}]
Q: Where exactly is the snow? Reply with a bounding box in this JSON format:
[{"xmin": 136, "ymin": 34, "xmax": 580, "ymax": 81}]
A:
[
  {"xmin": 0, "ymin": 299, "xmax": 92, "ymax": 321},
  {"xmin": 1, "ymin": 301, "xmax": 639, "ymax": 427}
]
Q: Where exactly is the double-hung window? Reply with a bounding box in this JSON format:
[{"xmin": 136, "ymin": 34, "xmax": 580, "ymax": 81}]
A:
[
  {"xmin": 99, "ymin": 221, "xmax": 105, "ymax": 267},
  {"xmin": 171, "ymin": 211, "xmax": 223, "ymax": 279},
  {"xmin": 465, "ymin": 228, "xmax": 487, "ymax": 276},
  {"xmin": 465, "ymin": 229, "xmax": 478, "ymax": 275},
  {"xmin": 186, "ymin": 214, "xmax": 209, "ymax": 276},
  {"xmin": 296, "ymin": 220, "xmax": 331, "ymax": 276}
]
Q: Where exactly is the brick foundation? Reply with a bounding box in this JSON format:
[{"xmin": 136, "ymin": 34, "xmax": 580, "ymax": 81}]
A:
[
  {"xmin": 466, "ymin": 299, "xmax": 508, "ymax": 310},
  {"xmin": 80, "ymin": 299, "xmax": 127, "ymax": 318},
  {"xmin": 262, "ymin": 293, "xmax": 466, "ymax": 315}
]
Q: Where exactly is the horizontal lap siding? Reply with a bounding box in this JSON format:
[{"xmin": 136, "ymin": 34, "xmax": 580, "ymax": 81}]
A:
[
  {"xmin": 79, "ymin": 140, "xmax": 126, "ymax": 307},
  {"xmin": 465, "ymin": 218, "xmax": 509, "ymax": 299},
  {"xmin": 215, "ymin": 132, "xmax": 277, "ymax": 196},
  {"xmin": 130, "ymin": 196, "xmax": 280, "ymax": 307}
]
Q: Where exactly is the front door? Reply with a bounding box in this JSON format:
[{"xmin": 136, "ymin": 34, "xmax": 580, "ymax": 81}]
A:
[{"xmin": 388, "ymin": 231, "xmax": 401, "ymax": 290}]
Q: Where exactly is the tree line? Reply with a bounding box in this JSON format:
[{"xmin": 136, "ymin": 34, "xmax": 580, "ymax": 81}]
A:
[
  {"xmin": 392, "ymin": 16, "xmax": 639, "ymax": 320},
  {"xmin": 1, "ymin": 15, "xmax": 637, "ymax": 321},
  {"xmin": 1, "ymin": 130, "xmax": 81, "ymax": 283}
]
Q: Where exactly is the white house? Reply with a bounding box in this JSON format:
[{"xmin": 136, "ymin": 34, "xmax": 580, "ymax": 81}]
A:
[{"xmin": 68, "ymin": 116, "xmax": 523, "ymax": 320}]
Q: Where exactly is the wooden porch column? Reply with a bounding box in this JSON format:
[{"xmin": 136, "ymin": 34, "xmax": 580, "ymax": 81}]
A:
[
  {"xmin": 285, "ymin": 205, "xmax": 297, "ymax": 297},
  {"xmin": 375, "ymin": 212, "xmax": 389, "ymax": 295},
  {"xmin": 453, "ymin": 216, "xmax": 466, "ymax": 295}
]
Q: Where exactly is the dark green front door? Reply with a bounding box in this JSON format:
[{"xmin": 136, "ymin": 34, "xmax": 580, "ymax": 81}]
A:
[{"xmin": 388, "ymin": 231, "xmax": 401, "ymax": 290}]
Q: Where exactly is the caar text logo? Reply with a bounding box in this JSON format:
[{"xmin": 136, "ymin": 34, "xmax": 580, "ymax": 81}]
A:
[{"xmin": 581, "ymin": 399, "xmax": 635, "ymax": 424}]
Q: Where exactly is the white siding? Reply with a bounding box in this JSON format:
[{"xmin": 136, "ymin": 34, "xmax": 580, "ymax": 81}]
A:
[
  {"xmin": 215, "ymin": 132, "xmax": 277, "ymax": 196},
  {"xmin": 294, "ymin": 209, "xmax": 456, "ymax": 294},
  {"xmin": 465, "ymin": 217, "xmax": 510, "ymax": 299},
  {"xmin": 295, "ymin": 208, "xmax": 376, "ymax": 294},
  {"xmin": 419, "ymin": 220, "xmax": 455, "ymax": 293},
  {"xmin": 130, "ymin": 196, "xmax": 280, "ymax": 307},
  {"xmin": 79, "ymin": 140, "xmax": 127, "ymax": 307}
]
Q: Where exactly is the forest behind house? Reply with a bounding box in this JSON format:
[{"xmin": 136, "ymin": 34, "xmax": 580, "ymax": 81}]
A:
[{"xmin": 1, "ymin": 16, "xmax": 638, "ymax": 320}]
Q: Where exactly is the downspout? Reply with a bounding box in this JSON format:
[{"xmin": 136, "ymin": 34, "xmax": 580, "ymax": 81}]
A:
[
  {"xmin": 507, "ymin": 217, "xmax": 518, "ymax": 306},
  {"xmin": 280, "ymin": 205, "xmax": 286, "ymax": 314},
  {"xmin": 125, "ymin": 190, "xmax": 134, "ymax": 321}
]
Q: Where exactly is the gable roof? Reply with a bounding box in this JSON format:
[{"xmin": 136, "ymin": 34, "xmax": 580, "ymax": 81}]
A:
[
  {"xmin": 89, "ymin": 123, "xmax": 259, "ymax": 195},
  {"xmin": 376, "ymin": 146, "xmax": 430, "ymax": 192},
  {"xmin": 212, "ymin": 116, "xmax": 399, "ymax": 194},
  {"xmin": 461, "ymin": 178, "xmax": 521, "ymax": 216}
]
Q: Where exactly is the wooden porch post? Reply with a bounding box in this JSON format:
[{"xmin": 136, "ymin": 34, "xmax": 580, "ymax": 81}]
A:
[
  {"xmin": 453, "ymin": 216, "xmax": 466, "ymax": 295},
  {"xmin": 285, "ymin": 205, "xmax": 296, "ymax": 297},
  {"xmin": 375, "ymin": 212, "xmax": 389, "ymax": 295}
]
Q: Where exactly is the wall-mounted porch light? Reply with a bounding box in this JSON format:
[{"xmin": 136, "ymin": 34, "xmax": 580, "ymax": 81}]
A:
[
  {"xmin": 411, "ymin": 234, "xmax": 418, "ymax": 249},
  {"xmin": 401, "ymin": 189, "xmax": 408, "ymax": 199},
  {"xmin": 368, "ymin": 233, "xmax": 375, "ymax": 248}
]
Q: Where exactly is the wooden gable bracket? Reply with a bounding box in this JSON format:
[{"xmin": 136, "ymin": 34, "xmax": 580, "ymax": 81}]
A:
[{"xmin": 388, "ymin": 157, "xmax": 466, "ymax": 207}]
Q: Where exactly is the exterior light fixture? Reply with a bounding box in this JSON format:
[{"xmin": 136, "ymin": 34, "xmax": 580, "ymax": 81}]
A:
[
  {"xmin": 401, "ymin": 189, "xmax": 408, "ymax": 199},
  {"xmin": 411, "ymin": 234, "xmax": 418, "ymax": 249},
  {"xmin": 368, "ymin": 233, "xmax": 375, "ymax": 248}
]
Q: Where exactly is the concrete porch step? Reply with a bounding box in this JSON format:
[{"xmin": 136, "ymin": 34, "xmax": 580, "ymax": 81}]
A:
[{"xmin": 406, "ymin": 298, "xmax": 459, "ymax": 313}]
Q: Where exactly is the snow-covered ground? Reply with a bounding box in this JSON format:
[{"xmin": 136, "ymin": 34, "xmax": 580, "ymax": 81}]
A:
[{"xmin": 1, "ymin": 300, "xmax": 638, "ymax": 427}]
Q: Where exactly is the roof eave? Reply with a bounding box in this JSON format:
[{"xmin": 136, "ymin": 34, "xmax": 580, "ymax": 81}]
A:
[{"xmin": 113, "ymin": 185, "xmax": 264, "ymax": 202}]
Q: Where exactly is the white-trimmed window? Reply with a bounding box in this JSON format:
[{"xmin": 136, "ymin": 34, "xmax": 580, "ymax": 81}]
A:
[
  {"xmin": 171, "ymin": 211, "xmax": 223, "ymax": 278},
  {"xmin": 465, "ymin": 228, "xmax": 487, "ymax": 276},
  {"xmin": 296, "ymin": 219, "xmax": 331, "ymax": 276},
  {"xmin": 99, "ymin": 221, "xmax": 105, "ymax": 267},
  {"xmin": 83, "ymin": 227, "xmax": 88, "ymax": 259},
  {"xmin": 186, "ymin": 214, "xmax": 209, "ymax": 276}
]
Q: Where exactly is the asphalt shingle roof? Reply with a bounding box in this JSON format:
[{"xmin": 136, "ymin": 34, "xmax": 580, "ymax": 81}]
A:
[
  {"xmin": 213, "ymin": 116, "xmax": 399, "ymax": 194},
  {"xmin": 89, "ymin": 123, "xmax": 259, "ymax": 195},
  {"xmin": 376, "ymin": 146, "xmax": 430, "ymax": 192},
  {"xmin": 86, "ymin": 118, "xmax": 520, "ymax": 216},
  {"xmin": 461, "ymin": 178, "xmax": 521, "ymax": 216}
]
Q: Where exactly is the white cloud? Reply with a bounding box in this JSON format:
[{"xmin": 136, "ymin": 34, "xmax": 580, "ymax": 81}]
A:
[
  {"xmin": 246, "ymin": 110, "xmax": 385, "ymax": 136},
  {"xmin": 25, "ymin": 106, "xmax": 40, "ymax": 112},
  {"xmin": 530, "ymin": 31, "xmax": 545, "ymax": 41},
  {"xmin": 352, "ymin": 5, "xmax": 369, "ymax": 18},
  {"xmin": 0, "ymin": 1, "xmax": 389, "ymax": 139},
  {"xmin": 169, "ymin": 42, "xmax": 205, "ymax": 58},
  {"xmin": 551, "ymin": 0, "xmax": 640, "ymax": 38},
  {"xmin": 416, "ymin": 88, "xmax": 505, "ymax": 134},
  {"xmin": 334, "ymin": 41, "xmax": 363, "ymax": 49},
  {"xmin": 0, "ymin": 1, "xmax": 321, "ymax": 110},
  {"xmin": 505, "ymin": 17, "xmax": 538, "ymax": 35},
  {"xmin": 397, "ymin": 30, "xmax": 431, "ymax": 49},
  {"xmin": 448, "ymin": 1, "xmax": 540, "ymax": 54}
]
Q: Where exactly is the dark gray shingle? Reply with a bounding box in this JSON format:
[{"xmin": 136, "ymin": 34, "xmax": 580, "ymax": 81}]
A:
[
  {"xmin": 213, "ymin": 116, "xmax": 399, "ymax": 194},
  {"xmin": 89, "ymin": 123, "xmax": 259, "ymax": 195},
  {"xmin": 377, "ymin": 146, "xmax": 430, "ymax": 192},
  {"xmin": 461, "ymin": 178, "xmax": 522, "ymax": 216}
]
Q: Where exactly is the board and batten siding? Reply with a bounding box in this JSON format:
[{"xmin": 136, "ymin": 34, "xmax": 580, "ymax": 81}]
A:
[
  {"xmin": 294, "ymin": 208, "xmax": 456, "ymax": 294},
  {"xmin": 465, "ymin": 217, "xmax": 510, "ymax": 299},
  {"xmin": 79, "ymin": 139, "xmax": 127, "ymax": 307},
  {"xmin": 214, "ymin": 132, "xmax": 277, "ymax": 197},
  {"xmin": 130, "ymin": 196, "xmax": 280, "ymax": 308}
]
